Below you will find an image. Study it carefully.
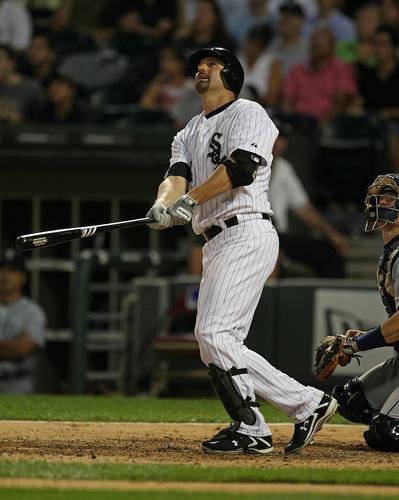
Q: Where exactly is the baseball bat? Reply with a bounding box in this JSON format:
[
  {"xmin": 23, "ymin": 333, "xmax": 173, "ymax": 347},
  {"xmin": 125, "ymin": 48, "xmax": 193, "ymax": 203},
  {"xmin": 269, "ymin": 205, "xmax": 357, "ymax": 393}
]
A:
[{"xmin": 15, "ymin": 216, "xmax": 154, "ymax": 251}]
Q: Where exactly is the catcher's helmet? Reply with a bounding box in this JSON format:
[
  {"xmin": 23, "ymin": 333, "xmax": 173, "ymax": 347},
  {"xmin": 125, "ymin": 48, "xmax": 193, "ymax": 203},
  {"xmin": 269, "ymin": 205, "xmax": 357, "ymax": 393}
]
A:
[
  {"xmin": 364, "ymin": 174, "xmax": 399, "ymax": 231},
  {"xmin": 189, "ymin": 47, "xmax": 244, "ymax": 97}
]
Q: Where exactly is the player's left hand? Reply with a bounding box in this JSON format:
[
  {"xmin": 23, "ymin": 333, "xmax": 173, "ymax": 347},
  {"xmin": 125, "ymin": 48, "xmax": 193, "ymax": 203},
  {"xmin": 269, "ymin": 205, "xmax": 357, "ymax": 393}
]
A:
[
  {"xmin": 313, "ymin": 333, "xmax": 361, "ymax": 380},
  {"xmin": 167, "ymin": 195, "xmax": 198, "ymax": 225}
]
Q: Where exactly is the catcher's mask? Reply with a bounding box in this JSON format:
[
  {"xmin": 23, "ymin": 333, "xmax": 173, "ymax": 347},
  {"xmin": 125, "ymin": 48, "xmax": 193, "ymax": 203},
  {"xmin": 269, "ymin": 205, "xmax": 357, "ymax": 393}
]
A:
[{"xmin": 364, "ymin": 174, "xmax": 399, "ymax": 231}]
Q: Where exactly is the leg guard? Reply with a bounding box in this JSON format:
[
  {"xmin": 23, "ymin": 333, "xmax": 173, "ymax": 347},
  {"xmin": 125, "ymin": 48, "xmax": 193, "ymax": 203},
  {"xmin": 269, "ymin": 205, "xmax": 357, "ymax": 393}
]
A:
[
  {"xmin": 208, "ymin": 364, "xmax": 260, "ymax": 425},
  {"xmin": 332, "ymin": 377, "xmax": 375, "ymax": 424},
  {"xmin": 364, "ymin": 413, "xmax": 399, "ymax": 452}
]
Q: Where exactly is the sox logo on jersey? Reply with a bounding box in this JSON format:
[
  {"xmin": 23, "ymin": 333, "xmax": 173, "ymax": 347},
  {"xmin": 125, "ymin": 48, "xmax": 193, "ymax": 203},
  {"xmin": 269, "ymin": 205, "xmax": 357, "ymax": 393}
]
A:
[{"xmin": 207, "ymin": 132, "xmax": 226, "ymax": 167}]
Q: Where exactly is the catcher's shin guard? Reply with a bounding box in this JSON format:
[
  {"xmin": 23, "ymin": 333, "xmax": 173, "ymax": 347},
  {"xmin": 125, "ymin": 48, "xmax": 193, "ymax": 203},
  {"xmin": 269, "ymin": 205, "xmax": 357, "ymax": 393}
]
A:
[
  {"xmin": 208, "ymin": 364, "xmax": 259, "ymax": 425},
  {"xmin": 332, "ymin": 377, "xmax": 375, "ymax": 424},
  {"xmin": 364, "ymin": 413, "xmax": 399, "ymax": 452}
]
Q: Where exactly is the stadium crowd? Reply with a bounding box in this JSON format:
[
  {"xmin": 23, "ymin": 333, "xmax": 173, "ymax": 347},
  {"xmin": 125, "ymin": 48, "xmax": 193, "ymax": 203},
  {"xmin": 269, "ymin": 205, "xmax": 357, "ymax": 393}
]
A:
[{"xmin": 0, "ymin": 0, "xmax": 397, "ymax": 140}]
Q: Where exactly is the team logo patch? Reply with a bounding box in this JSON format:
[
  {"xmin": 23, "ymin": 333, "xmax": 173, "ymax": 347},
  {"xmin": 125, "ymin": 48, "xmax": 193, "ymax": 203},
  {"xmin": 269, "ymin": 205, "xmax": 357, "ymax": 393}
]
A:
[{"xmin": 207, "ymin": 132, "xmax": 226, "ymax": 167}]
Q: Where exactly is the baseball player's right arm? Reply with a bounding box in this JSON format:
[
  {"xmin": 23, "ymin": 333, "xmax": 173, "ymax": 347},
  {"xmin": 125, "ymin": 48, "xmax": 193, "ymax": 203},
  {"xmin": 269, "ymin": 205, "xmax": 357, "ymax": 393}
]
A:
[
  {"xmin": 147, "ymin": 126, "xmax": 192, "ymax": 230},
  {"xmin": 147, "ymin": 176, "xmax": 188, "ymax": 230}
]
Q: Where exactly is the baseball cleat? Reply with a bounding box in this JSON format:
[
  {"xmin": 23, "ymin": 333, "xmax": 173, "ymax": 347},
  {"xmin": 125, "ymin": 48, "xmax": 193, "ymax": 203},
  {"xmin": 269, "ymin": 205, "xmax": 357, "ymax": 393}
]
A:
[
  {"xmin": 202, "ymin": 423, "xmax": 273, "ymax": 454},
  {"xmin": 284, "ymin": 393, "xmax": 338, "ymax": 454}
]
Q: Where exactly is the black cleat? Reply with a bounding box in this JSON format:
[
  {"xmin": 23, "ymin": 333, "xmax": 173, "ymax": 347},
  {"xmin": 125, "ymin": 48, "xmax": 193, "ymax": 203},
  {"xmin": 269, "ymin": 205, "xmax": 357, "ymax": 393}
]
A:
[
  {"xmin": 202, "ymin": 422, "xmax": 273, "ymax": 455},
  {"xmin": 284, "ymin": 393, "xmax": 338, "ymax": 454}
]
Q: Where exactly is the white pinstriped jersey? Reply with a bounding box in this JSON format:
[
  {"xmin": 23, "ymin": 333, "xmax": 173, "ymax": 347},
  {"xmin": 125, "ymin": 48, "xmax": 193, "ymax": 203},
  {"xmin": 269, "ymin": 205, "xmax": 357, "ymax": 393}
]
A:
[{"xmin": 169, "ymin": 99, "xmax": 279, "ymax": 234}]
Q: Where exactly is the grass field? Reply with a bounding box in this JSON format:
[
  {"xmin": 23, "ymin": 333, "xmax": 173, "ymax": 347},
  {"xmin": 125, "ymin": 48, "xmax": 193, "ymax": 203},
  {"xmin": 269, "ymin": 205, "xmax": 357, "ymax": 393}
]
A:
[
  {"xmin": 0, "ymin": 394, "xmax": 350, "ymax": 424},
  {"xmin": 1, "ymin": 490, "xmax": 397, "ymax": 500},
  {"xmin": 0, "ymin": 394, "xmax": 397, "ymax": 500},
  {"xmin": 0, "ymin": 460, "xmax": 398, "ymax": 485}
]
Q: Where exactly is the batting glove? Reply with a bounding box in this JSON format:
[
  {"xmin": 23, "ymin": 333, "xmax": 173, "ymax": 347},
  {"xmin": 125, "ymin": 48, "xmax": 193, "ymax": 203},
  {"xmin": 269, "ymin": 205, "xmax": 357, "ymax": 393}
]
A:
[
  {"xmin": 146, "ymin": 202, "xmax": 171, "ymax": 230},
  {"xmin": 167, "ymin": 195, "xmax": 198, "ymax": 225}
]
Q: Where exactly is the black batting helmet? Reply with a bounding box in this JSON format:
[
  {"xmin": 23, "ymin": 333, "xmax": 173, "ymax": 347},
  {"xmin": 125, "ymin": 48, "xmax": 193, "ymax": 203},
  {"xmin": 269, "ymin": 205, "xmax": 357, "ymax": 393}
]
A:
[{"xmin": 189, "ymin": 47, "xmax": 244, "ymax": 97}]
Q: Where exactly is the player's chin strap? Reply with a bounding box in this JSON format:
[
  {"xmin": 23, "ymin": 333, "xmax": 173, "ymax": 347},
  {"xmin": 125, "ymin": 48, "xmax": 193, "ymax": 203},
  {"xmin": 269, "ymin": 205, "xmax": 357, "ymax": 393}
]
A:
[{"xmin": 208, "ymin": 364, "xmax": 260, "ymax": 426}]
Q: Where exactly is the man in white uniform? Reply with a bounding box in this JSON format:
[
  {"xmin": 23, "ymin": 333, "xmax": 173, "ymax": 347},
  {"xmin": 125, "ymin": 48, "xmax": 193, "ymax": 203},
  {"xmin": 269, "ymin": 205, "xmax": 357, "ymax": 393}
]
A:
[{"xmin": 147, "ymin": 47, "xmax": 337, "ymax": 455}]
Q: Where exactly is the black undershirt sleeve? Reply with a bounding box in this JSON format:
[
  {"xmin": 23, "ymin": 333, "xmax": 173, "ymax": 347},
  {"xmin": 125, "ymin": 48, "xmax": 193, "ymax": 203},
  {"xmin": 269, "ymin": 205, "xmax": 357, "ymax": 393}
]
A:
[{"xmin": 164, "ymin": 162, "xmax": 192, "ymax": 181}]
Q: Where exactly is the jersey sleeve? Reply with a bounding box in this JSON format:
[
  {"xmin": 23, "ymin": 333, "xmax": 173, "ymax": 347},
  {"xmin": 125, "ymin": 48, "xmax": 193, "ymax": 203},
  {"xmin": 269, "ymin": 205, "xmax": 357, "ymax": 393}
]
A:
[
  {"xmin": 166, "ymin": 127, "xmax": 192, "ymax": 180},
  {"xmin": 228, "ymin": 103, "xmax": 278, "ymax": 163}
]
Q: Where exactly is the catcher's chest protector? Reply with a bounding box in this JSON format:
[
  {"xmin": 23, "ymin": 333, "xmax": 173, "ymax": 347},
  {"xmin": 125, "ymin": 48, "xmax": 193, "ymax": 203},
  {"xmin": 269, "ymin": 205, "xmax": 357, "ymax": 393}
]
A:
[
  {"xmin": 377, "ymin": 237, "xmax": 399, "ymax": 353},
  {"xmin": 377, "ymin": 235, "xmax": 399, "ymax": 318}
]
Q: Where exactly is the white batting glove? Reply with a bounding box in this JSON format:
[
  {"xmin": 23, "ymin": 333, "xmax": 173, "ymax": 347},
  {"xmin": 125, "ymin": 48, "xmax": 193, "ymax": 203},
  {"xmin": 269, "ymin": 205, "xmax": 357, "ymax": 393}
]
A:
[
  {"xmin": 167, "ymin": 195, "xmax": 198, "ymax": 225},
  {"xmin": 146, "ymin": 202, "xmax": 171, "ymax": 230}
]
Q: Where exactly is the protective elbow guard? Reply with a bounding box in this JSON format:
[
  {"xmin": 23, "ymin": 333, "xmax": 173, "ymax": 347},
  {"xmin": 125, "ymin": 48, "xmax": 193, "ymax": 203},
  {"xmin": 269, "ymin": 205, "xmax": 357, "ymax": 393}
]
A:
[{"xmin": 224, "ymin": 149, "xmax": 261, "ymax": 188}]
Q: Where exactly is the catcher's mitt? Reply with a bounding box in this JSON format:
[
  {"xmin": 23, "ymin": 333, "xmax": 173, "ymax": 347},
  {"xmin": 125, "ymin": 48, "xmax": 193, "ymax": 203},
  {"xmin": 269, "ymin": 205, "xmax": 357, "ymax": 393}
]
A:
[{"xmin": 313, "ymin": 334, "xmax": 359, "ymax": 380}]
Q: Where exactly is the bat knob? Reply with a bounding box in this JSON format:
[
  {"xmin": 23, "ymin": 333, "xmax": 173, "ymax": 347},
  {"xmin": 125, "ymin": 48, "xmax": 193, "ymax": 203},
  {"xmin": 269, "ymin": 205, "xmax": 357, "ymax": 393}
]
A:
[{"xmin": 15, "ymin": 237, "xmax": 27, "ymax": 251}]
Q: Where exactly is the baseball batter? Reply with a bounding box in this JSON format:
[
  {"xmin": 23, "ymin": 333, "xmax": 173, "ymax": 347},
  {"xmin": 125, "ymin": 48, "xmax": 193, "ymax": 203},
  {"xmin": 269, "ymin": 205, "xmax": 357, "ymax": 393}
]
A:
[
  {"xmin": 147, "ymin": 47, "xmax": 337, "ymax": 455},
  {"xmin": 331, "ymin": 174, "xmax": 399, "ymax": 451}
]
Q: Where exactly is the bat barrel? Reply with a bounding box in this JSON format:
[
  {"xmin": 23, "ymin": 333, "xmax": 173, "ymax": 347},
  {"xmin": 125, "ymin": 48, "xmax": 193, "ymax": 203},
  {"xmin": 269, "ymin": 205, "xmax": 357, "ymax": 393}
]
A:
[{"xmin": 15, "ymin": 217, "xmax": 154, "ymax": 251}]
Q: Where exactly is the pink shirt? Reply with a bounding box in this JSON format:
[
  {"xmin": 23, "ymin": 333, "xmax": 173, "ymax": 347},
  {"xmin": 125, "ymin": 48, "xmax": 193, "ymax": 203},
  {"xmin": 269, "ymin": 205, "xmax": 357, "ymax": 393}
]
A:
[{"xmin": 283, "ymin": 57, "xmax": 357, "ymax": 120}]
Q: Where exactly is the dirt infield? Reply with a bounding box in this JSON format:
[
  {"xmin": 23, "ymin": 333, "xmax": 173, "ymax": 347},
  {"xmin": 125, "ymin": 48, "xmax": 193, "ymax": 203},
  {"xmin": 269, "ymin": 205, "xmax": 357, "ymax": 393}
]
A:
[{"xmin": 0, "ymin": 421, "xmax": 397, "ymax": 469}]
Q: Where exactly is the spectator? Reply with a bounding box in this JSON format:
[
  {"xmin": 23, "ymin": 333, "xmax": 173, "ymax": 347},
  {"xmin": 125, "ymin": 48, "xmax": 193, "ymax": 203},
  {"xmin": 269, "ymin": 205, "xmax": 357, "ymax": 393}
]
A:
[
  {"xmin": 283, "ymin": 27, "xmax": 357, "ymax": 123},
  {"xmin": 22, "ymin": 32, "xmax": 58, "ymax": 87},
  {"xmin": 356, "ymin": 25, "xmax": 399, "ymax": 170},
  {"xmin": 381, "ymin": 0, "xmax": 399, "ymax": 39},
  {"xmin": 51, "ymin": 0, "xmax": 114, "ymax": 39},
  {"xmin": 268, "ymin": 0, "xmax": 319, "ymax": 21},
  {"xmin": 109, "ymin": 6, "xmax": 158, "ymax": 58},
  {"xmin": 0, "ymin": 249, "xmax": 46, "ymax": 394},
  {"xmin": 336, "ymin": 3, "xmax": 381, "ymax": 67},
  {"xmin": 269, "ymin": 132, "xmax": 348, "ymax": 278},
  {"xmin": 310, "ymin": 0, "xmax": 356, "ymax": 42},
  {"xmin": 139, "ymin": 46, "xmax": 199, "ymax": 126},
  {"xmin": 38, "ymin": 72, "xmax": 92, "ymax": 124},
  {"xmin": 0, "ymin": 0, "xmax": 32, "ymax": 51},
  {"xmin": 357, "ymin": 25, "xmax": 399, "ymax": 116},
  {"xmin": 174, "ymin": 0, "xmax": 235, "ymax": 58},
  {"xmin": 238, "ymin": 25, "xmax": 282, "ymax": 107},
  {"xmin": 228, "ymin": 0, "xmax": 274, "ymax": 46},
  {"xmin": 269, "ymin": 0, "xmax": 309, "ymax": 78},
  {"xmin": 127, "ymin": 0, "xmax": 178, "ymax": 41},
  {"xmin": 0, "ymin": 44, "xmax": 43, "ymax": 124}
]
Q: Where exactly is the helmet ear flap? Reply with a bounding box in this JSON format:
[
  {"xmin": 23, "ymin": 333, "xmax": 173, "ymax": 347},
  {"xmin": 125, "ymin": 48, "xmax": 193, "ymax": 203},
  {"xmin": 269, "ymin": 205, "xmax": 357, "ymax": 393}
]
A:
[{"xmin": 220, "ymin": 62, "xmax": 241, "ymax": 97}]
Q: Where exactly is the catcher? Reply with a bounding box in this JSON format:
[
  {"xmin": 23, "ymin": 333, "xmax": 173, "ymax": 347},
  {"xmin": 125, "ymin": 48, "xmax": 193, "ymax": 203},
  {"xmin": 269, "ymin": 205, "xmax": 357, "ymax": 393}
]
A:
[{"xmin": 314, "ymin": 174, "xmax": 399, "ymax": 452}]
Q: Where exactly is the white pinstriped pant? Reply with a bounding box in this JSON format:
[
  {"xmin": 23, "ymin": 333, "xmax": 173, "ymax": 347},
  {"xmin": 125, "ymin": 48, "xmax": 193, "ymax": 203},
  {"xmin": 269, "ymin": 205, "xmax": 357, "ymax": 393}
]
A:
[{"xmin": 194, "ymin": 218, "xmax": 323, "ymax": 437}]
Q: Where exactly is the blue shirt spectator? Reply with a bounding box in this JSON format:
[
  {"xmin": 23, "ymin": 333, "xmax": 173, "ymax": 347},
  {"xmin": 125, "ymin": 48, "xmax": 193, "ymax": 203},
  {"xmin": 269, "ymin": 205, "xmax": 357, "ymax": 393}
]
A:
[{"xmin": 308, "ymin": 0, "xmax": 356, "ymax": 42}]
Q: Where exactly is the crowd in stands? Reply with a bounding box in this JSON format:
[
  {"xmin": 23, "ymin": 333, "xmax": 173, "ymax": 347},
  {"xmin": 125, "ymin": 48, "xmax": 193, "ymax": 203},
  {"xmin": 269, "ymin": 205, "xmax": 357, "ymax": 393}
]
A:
[
  {"xmin": 0, "ymin": 2, "xmax": 397, "ymax": 125},
  {"xmin": 0, "ymin": 0, "xmax": 397, "ymax": 133}
]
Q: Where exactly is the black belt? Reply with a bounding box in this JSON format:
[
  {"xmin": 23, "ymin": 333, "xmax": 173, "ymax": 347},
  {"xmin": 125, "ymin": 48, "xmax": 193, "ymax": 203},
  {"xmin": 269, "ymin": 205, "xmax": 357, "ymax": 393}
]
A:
[{"xmin": 203, "ymin": 213, "xmax": 271, "ymax": 242}]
